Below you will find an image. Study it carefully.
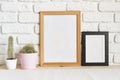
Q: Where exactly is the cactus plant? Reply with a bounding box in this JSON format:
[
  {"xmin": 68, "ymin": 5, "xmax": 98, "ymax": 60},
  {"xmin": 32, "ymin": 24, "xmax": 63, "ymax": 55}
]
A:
[
  {"xmin": 8, "ymin": 36, "xmax": 14, "ymax": 59},
  {"xmin": 6, "ymin": 36, "xmax": 17, "ymax": 70},
  {"xmin": 19, "ymin": 44, "xmax": 37, "ymax": 69},
  {"xmin": 19, "ymin": 44, "xmax": 37, "ymax": 53}
]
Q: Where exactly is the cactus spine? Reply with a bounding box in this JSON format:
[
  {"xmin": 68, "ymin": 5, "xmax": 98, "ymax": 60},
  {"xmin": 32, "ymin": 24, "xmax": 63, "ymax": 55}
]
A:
[{"xmin": 8, "ymin": 36, "xmax": 14, "ymax": 59}]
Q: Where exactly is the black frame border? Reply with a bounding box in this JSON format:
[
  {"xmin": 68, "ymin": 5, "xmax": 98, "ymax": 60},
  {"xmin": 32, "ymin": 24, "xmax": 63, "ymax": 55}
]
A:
[{"xmin": 82, "ymin": 32, "xmax": 109, "ymax": 66}]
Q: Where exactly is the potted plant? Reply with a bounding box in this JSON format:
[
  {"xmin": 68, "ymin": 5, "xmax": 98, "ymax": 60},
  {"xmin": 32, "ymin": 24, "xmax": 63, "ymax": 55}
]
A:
[
  {"xmin": 19, "ymin": 44, "xmax": 38, "ymax": 69},
  {"xmin": 6, "ymin": 36, "xmax": 17, "ymax": 69}
]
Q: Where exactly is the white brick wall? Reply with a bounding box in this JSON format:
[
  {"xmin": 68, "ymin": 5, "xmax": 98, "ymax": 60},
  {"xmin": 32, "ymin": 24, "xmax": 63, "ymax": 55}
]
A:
[
  {"xmin": 115, "ymin": 13, "xmax": 120, "ymax": 22},
  {"xmin": 1, "ymin": 2, "xmax": 33, "ymax": 12},
  {"xmin": 35, "ymin": 24, "xmax": 40, "ymax": 34},
  {"xmin": 0, "ymin": 12, "xmax": 17, "ymax": 22},
  {"xmin": 99, "ymin": 2, "xmax": 120, "ymax": 12},
  {"xmin": 18, "ymin": 35, "xmax": 39, "ymax": 44},
  {"xmin": 2, "ymin": 24, "xmax": 34, "ymax": 34},
  {"xmin": 99, "ymin": 23, "xmax": 120, "ymax": 32},
  {"xmin": 67, "ymin": 2, "xmax": 98, "ymax": 11},
  {"xmin": 114, "ymin": 54, "xmax": 120, "ymax": 64},
  {"xmin": 18, "ymin": 0, "xmax": 38, "ymax": 1},
  {"xmin": 0, "ymin": 0, "xmax": 120, "ymax": 65},
  {"xmin": 34, "ymin": 2, "xmax": 66, "ymax": 12},
  {"xmin": 83, "ymin": 12, "xmax": 113, "ymax": 22},
  {"xmin": 109, "ymin": 43, "xmax": 120, "ymax": 53},
  {"xmin": 81, "ymin": 23, "xmax": 98, "ymax": 31},
  {"xmin": 19, "ymin": 13, "xmax": 39, "ymax": 23},
  {"xmin": 109, "ymin": 33, "xmax": 115, "ymax": 43},
  {"xmin": 115, "ymin": 34, "xmax": 120, "ymax": 43}
]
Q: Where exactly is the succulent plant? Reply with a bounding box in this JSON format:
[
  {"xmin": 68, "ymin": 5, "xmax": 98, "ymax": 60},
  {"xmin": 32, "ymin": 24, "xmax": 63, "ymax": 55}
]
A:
[
  {"xmin": 8, "ymin": 36, "xmax": 14, "ymax": 59},
  {"xmin": 19, "ymin": 44, "xmax": 37, "ymax": 53}
]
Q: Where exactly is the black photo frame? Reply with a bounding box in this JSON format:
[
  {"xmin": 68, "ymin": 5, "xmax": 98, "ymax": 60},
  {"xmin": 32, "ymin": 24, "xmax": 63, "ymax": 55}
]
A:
[{"xmin": 82, "ymin": 32, "xmax": 109, "ymax": 66}]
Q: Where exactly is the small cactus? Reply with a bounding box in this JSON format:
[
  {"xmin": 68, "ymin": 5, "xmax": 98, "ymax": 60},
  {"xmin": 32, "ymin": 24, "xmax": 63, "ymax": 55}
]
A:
[
  {"xmin": 19, "ymin": 44, "xmax": 37, "ymax": 53},
  {"xmin": 8, "ymin": 36, "xmax": 14, "ymax": 59}
]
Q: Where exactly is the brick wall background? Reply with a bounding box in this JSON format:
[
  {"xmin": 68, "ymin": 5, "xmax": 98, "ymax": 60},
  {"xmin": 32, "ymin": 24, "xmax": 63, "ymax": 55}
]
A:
[{"xmin": 0, "ymin": 0, "xmax": 119, "ymax": 65}]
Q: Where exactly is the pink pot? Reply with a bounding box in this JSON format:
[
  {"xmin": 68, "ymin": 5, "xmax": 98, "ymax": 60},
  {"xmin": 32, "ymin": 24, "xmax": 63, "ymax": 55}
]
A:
[{"xmin": 19, "ymin": 53, "xmax": 38, "ymax": 69}]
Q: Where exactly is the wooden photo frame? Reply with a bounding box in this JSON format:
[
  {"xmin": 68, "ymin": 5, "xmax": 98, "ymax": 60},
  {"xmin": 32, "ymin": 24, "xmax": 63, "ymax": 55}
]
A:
[
  {"xmin": 40, "ymin": 11, "xmax": 81, "ymax": 67},
  {"xmin": 82, "ymin": 32, "xmax": 109, "ymax": 66}
]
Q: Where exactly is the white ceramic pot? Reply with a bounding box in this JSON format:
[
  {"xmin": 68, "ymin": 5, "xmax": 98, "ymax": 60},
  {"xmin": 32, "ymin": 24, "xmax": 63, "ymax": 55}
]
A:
[{"xmin": 6, "ymin": 58, "xmax": 17, "ymax": 70}]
